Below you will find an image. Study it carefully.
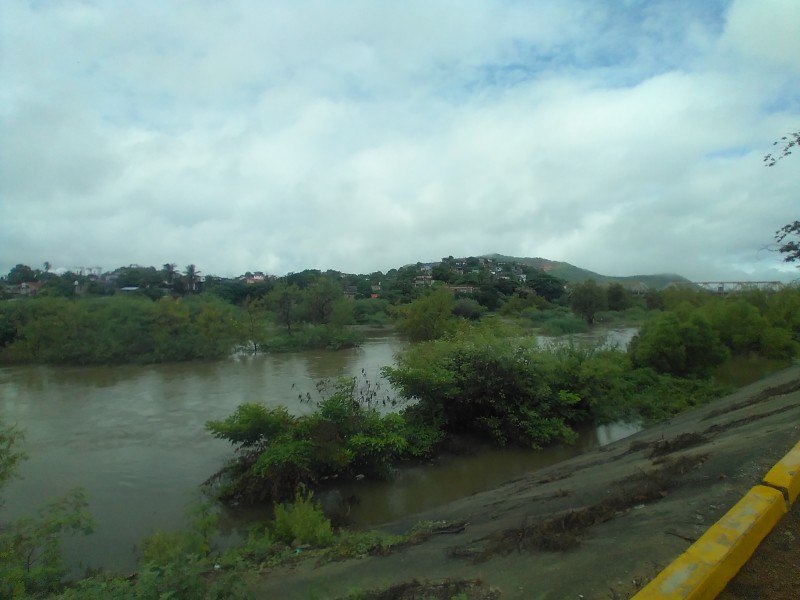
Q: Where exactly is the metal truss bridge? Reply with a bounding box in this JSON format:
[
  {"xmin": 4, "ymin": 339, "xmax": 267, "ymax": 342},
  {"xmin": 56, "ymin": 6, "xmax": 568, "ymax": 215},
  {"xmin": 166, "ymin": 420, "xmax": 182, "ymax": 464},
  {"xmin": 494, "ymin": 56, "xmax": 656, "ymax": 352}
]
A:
[{"xmin": 681, "ymin": 281, "xmax": 785, "ymax": 295}]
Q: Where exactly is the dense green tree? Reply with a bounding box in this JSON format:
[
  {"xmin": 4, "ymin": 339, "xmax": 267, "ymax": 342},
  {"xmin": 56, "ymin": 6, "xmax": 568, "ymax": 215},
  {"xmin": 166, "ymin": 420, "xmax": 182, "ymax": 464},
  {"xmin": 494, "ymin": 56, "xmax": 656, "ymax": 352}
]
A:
[
  {"xmin": 606, "ymin": 283, "xmax": 632, "ymax": 311},
  {"xmin": 285, "ymin": 269, "xmax": 321, "ymax": 290},
  {"xmin": 38, "ymin": 273, "xmax": 78, "ymax": 298},
  {"xmin": 629, "ymin": 312, "xmax": 728, "ymax": 377},
  {"xmin": 498, "ymin": 292, "xmax": 542, "ymax": 315},
  {"xmin": 452, "ymin": 298, "xmax": 484, "ymax": 320},
  {"xmin": 383, "ymin": 335, "xmax": 583, "ymax": 447},
  {"xmin": 328, "ymin": 298, "xmax": 356, "ymax": 328},
  {"xmin": 569, "ymin": 280, "xmax": 607, "ymax": 324},
  {"xmin": 644, "ymin": 288, "xmax": 663, "ymax": 310},
  {"xmin": 267, "ymin": 282, "xmax": 302, "ymax": 333},
  {"xmin": 702, "ymin": 298, "xmax": 781, "ymax": 356},
  {"xmin": 526, "ymin": 270, "xmax": 566, "ymax": 302},
  {"xmin": 352, "ymin": 298, "xmax": 390, "ymax": 326},
  {"xmin": 0, "ymin": 295, "xmax": 241, "ymax": 365},
  {"xmin": 763, "ymin": 286, "xmax": 800, "ymax": 340},
  {"xmin": 6, "ymin": 264, "xmax": 36, "ymax": 285},
  {"xmin": 151, "ymin": 298, "xmax": 193, "ymax": 361},
  {"xmin": 380, "ymin": 266, "xmax": 417, "ymax": 304},
  {"xmin": 114, "ymin": 265, "xmax": 162, "ymax": 289},
  {"xmin": 396, "ymin": 287, "xmax": 456, "ymax": 341},
  {"xmin": 194, "ymin": 301, "xmax": 241, "ymax": 359},
  {"xmin": 473, "ymin": 285, "xmax": 501, "ymax": 311},
  {"xmin": 209, "ymin": 278, "xmax": 272, "ymax": 305},
  {"xmin": 306, "ymin": 276, "xmax": 342, "ymax": 324},
  {"xmin": 431, "ymin": 263, "xmax": 455, "ymax": 283}
]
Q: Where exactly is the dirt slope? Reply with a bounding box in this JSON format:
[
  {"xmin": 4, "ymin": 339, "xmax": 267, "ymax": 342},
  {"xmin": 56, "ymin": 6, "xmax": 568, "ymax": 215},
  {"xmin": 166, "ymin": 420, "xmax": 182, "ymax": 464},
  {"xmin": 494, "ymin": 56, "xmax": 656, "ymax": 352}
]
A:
[{"xmin": 251, "ymin": 364, "xmax": 800, "ymax": 600}]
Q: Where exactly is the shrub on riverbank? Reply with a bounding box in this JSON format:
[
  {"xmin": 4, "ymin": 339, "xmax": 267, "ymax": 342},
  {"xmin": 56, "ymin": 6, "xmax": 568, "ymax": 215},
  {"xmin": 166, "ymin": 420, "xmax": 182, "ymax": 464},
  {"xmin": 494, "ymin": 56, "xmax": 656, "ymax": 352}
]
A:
[
  {"xmin": 383, "ymin": 334, "xmax": 587, "ymax": 448},
  {"xmin": 0, "ymin": 294, "xmax": 369, "ymax": 365},
  {"xmin": 383, "ymin": 328, "xmax": 732, "ymax": 440},
  {"xmin": 1, "ymin": 421, "xmax": 95, "ymax": 600},
  {"xmin": 259, "ymin": 324, "xmax": 364, "ymax": 352},
  {"xmin": 205, "ymin": 378, "xmax": 442, "ymax": 505},
  {"xmin": 0, "ymin": 295, "xmax": 242, "ymax": 365},
  {"xmin": 629, "ymin": 288, "xmax": 800, "ymax": 377}
]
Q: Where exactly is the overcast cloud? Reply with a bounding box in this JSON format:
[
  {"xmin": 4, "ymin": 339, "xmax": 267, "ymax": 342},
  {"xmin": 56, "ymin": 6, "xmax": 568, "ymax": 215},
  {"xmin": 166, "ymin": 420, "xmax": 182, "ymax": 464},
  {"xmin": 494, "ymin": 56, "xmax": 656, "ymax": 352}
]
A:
[{"xmin": 1, "ymin": 0, "xmax": 798, "ymax": 281}]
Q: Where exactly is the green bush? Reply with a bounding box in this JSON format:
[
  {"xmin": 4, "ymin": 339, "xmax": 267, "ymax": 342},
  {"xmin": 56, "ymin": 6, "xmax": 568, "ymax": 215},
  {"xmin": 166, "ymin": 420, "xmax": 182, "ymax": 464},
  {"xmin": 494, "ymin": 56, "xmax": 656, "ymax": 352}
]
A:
[
  {"xmin": 261, "ymin": 324, "xmax": 364, "ymax": 352},
  {"xmin": 206, "ymin": 378, "xmax": 440, "ymax": 505},
  {"xmin": 353, "ymin": 298, "xmax": 391, "ymax": 326},
  {"xmin": 537, "ymin": 315, "xmax": 590, "ymax": 335},
  {"xmin": 629, "ymin": 312, "xmax": 728, "ymax": 377},
  {"xmin": 452, "ymin": 298, "xmax": 485, "ymax": 320},
  {"xmin": 0, "ymin": 295, "xmax": 242, "ymax": 365},
  {"xmin": 273, "ymin": 489, "xmax": 334, "ymax": 547},
  {"xmin": 383, "ymin": 333, "xmax": 587, "ymax": 447}
]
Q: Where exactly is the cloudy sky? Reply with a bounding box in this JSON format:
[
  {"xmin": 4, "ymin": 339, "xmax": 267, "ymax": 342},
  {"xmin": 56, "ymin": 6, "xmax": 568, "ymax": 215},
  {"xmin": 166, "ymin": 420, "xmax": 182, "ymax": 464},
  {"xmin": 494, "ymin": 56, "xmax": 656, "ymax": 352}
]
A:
[{"xmin": 1, "ymin": 0, "xmax": 798, "ymax": 281}]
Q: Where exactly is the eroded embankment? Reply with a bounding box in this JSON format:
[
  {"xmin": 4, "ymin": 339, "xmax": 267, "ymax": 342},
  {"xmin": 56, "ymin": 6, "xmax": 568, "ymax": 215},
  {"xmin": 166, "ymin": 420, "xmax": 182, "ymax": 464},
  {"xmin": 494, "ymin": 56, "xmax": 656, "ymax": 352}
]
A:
[{"xmin": 250, "ymin": 364, "xmax": 800, "ymax": 600}]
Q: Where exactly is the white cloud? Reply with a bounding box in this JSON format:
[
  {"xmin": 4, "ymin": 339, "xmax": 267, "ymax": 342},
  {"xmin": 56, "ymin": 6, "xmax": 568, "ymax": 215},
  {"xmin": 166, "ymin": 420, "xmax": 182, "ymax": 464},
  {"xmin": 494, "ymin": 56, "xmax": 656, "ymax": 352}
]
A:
[{"xmin": 0, "ymin": 0, "xmax": 798, "ymax": 281}]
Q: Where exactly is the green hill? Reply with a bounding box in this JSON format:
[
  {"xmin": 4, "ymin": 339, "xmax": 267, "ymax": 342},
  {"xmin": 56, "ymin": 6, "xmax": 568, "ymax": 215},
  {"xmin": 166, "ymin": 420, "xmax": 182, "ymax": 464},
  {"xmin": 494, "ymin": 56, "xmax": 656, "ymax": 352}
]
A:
[{"xmin": 484, "ymin": 254, "xmax": 690, "ymax": 290}]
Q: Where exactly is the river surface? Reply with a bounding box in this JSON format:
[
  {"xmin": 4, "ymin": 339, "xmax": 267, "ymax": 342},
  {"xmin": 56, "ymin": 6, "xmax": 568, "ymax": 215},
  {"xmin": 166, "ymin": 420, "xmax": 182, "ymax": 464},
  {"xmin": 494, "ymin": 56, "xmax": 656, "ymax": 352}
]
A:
[{"xmin": 0, "ymin": 328, "xmax": 638, "ymax": 575}]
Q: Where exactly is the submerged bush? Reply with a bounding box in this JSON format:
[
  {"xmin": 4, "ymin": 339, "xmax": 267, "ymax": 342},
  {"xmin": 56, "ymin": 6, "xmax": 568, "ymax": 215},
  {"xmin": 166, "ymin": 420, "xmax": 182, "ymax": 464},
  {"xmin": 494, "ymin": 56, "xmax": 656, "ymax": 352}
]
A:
[
  {"xmin": 206, "ymin": 378, "xmax": 441, "ymax": 505},
  {"xmin": 537, "ymin": 315, "xmax": 590, "ymax": 336},
  {"xmin": 383, "ymin": 333, "xmax": 590, "ymax": 448},
  {"xmin": 629, "ymin": 312, "xmax": 729, "ymax": 377}
]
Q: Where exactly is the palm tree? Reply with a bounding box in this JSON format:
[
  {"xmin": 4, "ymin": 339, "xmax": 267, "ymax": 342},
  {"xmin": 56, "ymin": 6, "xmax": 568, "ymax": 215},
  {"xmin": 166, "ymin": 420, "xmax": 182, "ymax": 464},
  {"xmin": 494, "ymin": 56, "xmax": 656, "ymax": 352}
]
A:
[
  {"xmin": 161, "ymin": 263, "xmax": 178, "ymax": 285},
  {"xmin": 184, "ymin": 264, "xmax": 200, "ymax": 293}
]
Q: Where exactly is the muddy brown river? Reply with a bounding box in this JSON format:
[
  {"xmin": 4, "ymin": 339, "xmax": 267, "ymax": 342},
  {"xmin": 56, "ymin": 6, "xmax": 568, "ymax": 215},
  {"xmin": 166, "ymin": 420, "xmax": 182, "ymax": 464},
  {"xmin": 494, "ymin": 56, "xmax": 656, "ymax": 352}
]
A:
[{"xmin": 0, "ymin": 328, "xmax": 638, "ymax": 575}]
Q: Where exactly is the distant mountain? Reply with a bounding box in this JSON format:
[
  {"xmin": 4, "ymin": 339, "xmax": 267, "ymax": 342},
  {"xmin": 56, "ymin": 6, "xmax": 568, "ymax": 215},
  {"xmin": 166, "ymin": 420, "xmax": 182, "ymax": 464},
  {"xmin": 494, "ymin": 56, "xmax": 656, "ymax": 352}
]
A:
[{"xmin": 484, "ymin": 254, "xmax": 691, "ymax": 290}]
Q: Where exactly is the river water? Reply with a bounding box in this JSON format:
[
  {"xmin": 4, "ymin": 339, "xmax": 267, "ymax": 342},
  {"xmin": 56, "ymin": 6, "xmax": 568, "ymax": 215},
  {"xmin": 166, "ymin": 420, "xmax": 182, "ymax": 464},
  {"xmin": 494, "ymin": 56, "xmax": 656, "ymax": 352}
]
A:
[{"xmin": 0, "ymin": 328, "xmax": 638, "ymax": 575}]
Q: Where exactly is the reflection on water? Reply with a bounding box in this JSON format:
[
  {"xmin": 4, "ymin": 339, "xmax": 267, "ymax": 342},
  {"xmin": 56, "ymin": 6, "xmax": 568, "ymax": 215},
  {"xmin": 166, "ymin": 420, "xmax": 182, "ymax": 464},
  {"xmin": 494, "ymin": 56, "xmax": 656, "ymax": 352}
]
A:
[
  {"xmin": 335, "ymin": 421, "xmax": 640, "ymax": 528},
  {"xmin": 0, "ymin": 327, "xmax": 641, "ymax": 575},
  {"xmin": 537, "ymin": 326, "xmax": 638, "ymax": 350}
]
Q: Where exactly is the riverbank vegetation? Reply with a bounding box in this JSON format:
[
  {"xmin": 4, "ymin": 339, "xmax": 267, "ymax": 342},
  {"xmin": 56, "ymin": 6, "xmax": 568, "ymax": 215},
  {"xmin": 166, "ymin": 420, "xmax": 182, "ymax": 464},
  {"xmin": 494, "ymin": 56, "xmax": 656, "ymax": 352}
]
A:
[
  {"xmin": 0, "ymin": 256, "xmax": 574, "ymax": 365},
  {"xmin": 1, "ymin": 422, "xmax": 95, "ymax": 599},
  {"xmin": 205, "ymin": 378, "xmax": 443, "ymax": 505},
  {"xmin": 0, "ymin": 419, "xmax": 459, "ymax": 599},
  {"xmin": 209, "ymin": 284, "xmax": 800, "ymax": 508},
  {"xmin": 2, "ymin": 283, "xmax": 799, "ymax": 598}
]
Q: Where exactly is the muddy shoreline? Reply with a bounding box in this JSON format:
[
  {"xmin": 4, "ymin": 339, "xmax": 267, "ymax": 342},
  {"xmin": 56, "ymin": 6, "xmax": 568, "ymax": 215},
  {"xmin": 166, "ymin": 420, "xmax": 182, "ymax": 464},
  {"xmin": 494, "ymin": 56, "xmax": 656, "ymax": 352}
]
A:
[{"xmin": 252, "ymin": 364, "xmax": 800, "ymax": 600}]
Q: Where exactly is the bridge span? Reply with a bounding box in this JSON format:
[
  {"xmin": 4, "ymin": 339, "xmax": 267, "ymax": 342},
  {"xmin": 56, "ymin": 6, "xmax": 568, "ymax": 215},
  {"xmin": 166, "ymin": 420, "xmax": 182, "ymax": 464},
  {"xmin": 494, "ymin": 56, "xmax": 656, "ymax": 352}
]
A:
[{"xmin": 679, "ymin": 281, "xmax": 785, "ymax": 294}]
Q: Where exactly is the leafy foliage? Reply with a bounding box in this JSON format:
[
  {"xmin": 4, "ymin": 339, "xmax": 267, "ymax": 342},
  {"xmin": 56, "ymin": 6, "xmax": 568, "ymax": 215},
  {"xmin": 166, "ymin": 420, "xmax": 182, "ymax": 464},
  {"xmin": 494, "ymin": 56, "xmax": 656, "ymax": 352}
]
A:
[
  {"xmin": 568, "ymin": 280, "xmax": 607, "ymax": 324},
  {"xmin": 383, "ymin": 333, "xmax": 589, "ymax": 447},
  {"xmin": 775, "ymin": 220, "xmax": 800, "ymax": 264},
  {"xmin": 206, "ymin": 378, "xmax": 441, "ymax": 505},
  {"xmin": 0, "ymin": 295, "xmax": 241, "ymax": 365},
  {"xmin": 763, "ymin": 131, "xmax": 799, "ymax": 166},
  {"xmin": 273, "ymin": 489, "xmax": 334, "ymax": 546},
  {"xmin": 629, "ymin": 312, "xmax": 729, "ymax": 377},
  {"xmin": 630, "ymin": 288, "xmax": 799, "ymax": 377},
  {"xmin": 394, "ymin": 287, "xmax": 457, "ymax": 341},
  {"xmin": 764, "ymin": 131, "xmax": 799, "ymax": 264},
  {"xmin": 0, "ymin": 424, "xmax": 25, "ymax": 501}
]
